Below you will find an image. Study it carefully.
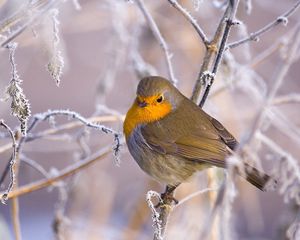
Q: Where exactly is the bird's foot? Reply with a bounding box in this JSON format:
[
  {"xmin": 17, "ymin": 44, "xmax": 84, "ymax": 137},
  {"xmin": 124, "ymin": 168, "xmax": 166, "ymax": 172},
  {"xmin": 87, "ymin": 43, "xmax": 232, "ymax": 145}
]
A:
[{"xmin": 155, "ymin": 184, "xmax": 179, "ymax": 208}]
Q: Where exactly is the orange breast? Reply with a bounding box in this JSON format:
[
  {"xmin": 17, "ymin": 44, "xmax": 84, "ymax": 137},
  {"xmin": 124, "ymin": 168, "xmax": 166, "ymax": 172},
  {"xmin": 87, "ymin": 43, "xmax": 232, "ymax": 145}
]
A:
[{"xmin": 123, "ymin": 98, "xmax": 172, "ymax": 138}]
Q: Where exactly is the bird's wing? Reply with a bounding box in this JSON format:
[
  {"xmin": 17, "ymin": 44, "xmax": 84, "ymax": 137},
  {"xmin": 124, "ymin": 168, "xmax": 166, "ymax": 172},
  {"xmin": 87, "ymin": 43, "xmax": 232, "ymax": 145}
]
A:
[
  {"xmin": 208, "ymin": 116, "xmax": 238, "ymax": 150},
  {"xmin": 141, "ymin": 127, "xmax": 228, "ymax": 167},
  {"xmin": 141, "ymin": 108, "xmax": 229, "ymax": 168}
]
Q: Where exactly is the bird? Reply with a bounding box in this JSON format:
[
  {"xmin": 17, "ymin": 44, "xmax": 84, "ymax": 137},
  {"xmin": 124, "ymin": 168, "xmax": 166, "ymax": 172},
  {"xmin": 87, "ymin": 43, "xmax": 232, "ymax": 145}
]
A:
[{"xmin": 123, "ymin": 76, "xmax": 271, "ymax": 194}]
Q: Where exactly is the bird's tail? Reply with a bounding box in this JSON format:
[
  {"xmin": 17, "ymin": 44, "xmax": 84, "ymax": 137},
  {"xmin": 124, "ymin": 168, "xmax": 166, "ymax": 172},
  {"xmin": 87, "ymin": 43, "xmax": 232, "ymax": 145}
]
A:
[{"xmin": 241, "ymin": 164, "xmax": 276, "ymax": 191}]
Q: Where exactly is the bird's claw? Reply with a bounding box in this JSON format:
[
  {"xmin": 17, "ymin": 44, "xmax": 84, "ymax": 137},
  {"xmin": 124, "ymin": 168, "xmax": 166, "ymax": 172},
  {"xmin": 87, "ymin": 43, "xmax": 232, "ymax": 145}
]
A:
[{"xmin": 155, "ymin": 193, "xmax": 178, "ymax": 208}]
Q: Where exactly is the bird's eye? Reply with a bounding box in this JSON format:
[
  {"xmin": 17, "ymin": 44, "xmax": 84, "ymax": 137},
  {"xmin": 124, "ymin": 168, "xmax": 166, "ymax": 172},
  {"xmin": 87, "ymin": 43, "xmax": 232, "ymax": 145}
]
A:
[{"xmin": 156, "ymin": 95, "xmax": 163, "ymax": 103}]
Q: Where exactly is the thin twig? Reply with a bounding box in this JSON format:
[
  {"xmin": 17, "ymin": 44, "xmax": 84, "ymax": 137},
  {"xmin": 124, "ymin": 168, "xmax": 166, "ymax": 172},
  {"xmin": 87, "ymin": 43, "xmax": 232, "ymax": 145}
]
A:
[
  {"xmin": 210, "ymin": 37, "xmax": 284, "ymax": 98},
  {"xmin": 191, "ymin": 3, "xmax": 231, "ymax": 103},
  {"xmin": 25, "ymin": 114, "xmax": 122, "ymax": 143},
  {"xmin": 167, "ymin": 0, "xmax": 209, "ymax": 45},
  {"xmin": 199, "ymin": 0, "xmax": 239, "ymax": 107},
  {"xmin": 176, "ymin": 187, "xmax": 219, "ymax": 207},
  {"xmin": 0, "ymin": 143, "xmax": 121, "ymax": 200},
  {"xmin": 11, "ymin": 196, "xmax": 22, "ymax": 240},
  {"xmin": 0, "ymin": 110, "xmax": 121, "ymax": 188},
  {"xmin": 0, "ymin": 120, "xmax": 17, "ymax": 203},
  {"xmin": 146, "ymin": 191, "xmax": 163, "ymax": 240},
  {"xmin": 200, "ymin": 181, "xmax": 226, "ymax": 239},
  {"xmin": 228, "ymin": 0, "xmax": 300, "ymax": 49},
  {"xmin": 20, "ymin": 155, "xmax": 49, "ymax": 178},
  {"xmin": 0, "ymin": 114, "xmax": 121, "ymax": 155},
  {"xmin": 0, "ymin": 0, "xmax": 60, "ymax": 48},
  {"xmin": 239, "ymin": 27, "xmax": 300, "ymax": 146},
  {"xmin": 17, "ymin": 110, "xmax": 120, "ymax": 154},
  {"xmin": 135, "ymin": 0, "xmax": 177, "ymax": 85},
  {"xmin": 272, "ymin": 93, "xmax": 300, "ymax": 105},
  {"xmin": 11, "ymin": 150, "xmax": 22, "ymax": 240}
]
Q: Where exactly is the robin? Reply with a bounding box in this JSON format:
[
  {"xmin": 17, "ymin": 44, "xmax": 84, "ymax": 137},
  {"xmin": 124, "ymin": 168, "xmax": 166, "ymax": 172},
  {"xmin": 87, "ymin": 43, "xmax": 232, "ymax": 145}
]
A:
[{"xmin": 123, "ymin": 76, "xmax": 271, "ymax": 195}]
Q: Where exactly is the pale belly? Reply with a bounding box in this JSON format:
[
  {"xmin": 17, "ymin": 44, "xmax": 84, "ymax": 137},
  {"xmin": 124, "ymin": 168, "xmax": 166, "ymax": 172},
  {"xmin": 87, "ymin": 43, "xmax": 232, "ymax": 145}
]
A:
[{"xmin": 127, "ymin": 127, "xmax": 209, "ymax": 186}]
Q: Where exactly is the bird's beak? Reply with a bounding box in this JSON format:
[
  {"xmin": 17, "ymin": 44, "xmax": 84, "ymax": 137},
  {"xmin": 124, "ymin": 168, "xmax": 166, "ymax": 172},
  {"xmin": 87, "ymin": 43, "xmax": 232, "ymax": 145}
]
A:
[{"xmin": 138, "ymin": 101, "xmax": 147, "ymax": 108}]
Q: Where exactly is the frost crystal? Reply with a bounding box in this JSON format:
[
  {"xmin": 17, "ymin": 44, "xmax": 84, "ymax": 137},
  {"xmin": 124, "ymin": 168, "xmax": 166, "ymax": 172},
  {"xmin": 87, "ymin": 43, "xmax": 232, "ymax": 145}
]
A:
[
  {"xmin": 146, "ymin": 191, "xmax": 163, "ymax": 240},
  {"xmin": 47, "ymin": 9, "xmax": 64, "ymax": 86},
  {"xmin": 5, "ymin": 43, "xmax": 31, "ymax": 135}
]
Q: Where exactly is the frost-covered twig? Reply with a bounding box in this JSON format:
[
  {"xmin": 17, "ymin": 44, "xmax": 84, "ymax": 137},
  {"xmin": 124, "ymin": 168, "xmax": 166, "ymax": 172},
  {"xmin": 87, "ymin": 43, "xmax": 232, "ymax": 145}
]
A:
[
  {"xmin": 131, "ymin": 23, "xmax": 158, "ymax": 79},
  {"xmin": 47, "ymin": 9, "xmax": 64, "ymax": 86},
  {"xmin": 273, "ymin": 94, "xmax": 300, "ymax": 105},
  {"xmin": 0, "ymin": 120, "xmax": 17, "ymax": 203},
  {"xmin": 5, "ymin": 43, "xmax": 31, "ymax": 135},
  {"xmin": 0, "ymin": 144, "xmax": 120, "ymax": 200},
  {"xmin": 228, "ymin": 0, "xmax": 300, "ymax": 49},
  {"xmin": 10, "ymin": 151, "xmax": 22, "ymax": 240},
  {"xmin": 27, "ymin": 114, "xmax": 121, "ymax": 144},
  {"xmin": 53, "ymin": 181, "xmax": 70, "ymax": 240},
  {"xmin": 167, "ymin": 0, "xmax": 208, "ymax": 45},
  {"xmin": 199, "ymin": 0, "xmax": 240, "ymax": 107},
  {"xmin": 0, "ymin": 110, "xmax": 121, "ymax": 190},
  {"xmin": 176, "ymin": 187, "xmax": 219, "ymax": 207},
  {"xmin": 257, "ymin": 132, "xmax": 300, "ymax": 204},
  {"xmin": 19, "ymin": 109, "xmax": 122, "ymax": 165},
  {"xmin": 191, "ymin": 1, "xmax": 237, "ymax": 104},
  {"xmin": 239, "ymin": 27, "xmax": 300, "ymax": 145},
  {"xmin": 20, "ymin": 155, "xmax": 49, "ymax": 178},
  {"xmin": 135, "ymin": 0, "xmax": 177, "ymax": 85},
  {"xmin": 0, "ymin": 0, "xmax": 60, "ymax": 47},
  {"xmin": 200, "ymin": 181, "xmax": 226, "ymax": 239},
  {"xmin": 146, "ymin": 191, "xmax": 163, "ymax": 240}
]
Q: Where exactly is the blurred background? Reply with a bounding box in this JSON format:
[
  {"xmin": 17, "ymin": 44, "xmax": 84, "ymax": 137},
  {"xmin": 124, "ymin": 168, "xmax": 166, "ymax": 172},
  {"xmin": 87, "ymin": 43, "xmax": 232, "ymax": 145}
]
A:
[{"xmin": 0, "ymin": 0, "xmax": 300, "ymax": 239}]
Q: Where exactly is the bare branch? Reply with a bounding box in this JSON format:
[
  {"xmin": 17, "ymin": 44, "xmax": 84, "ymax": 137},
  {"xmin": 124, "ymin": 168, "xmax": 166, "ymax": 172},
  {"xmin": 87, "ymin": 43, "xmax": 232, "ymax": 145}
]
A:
[
  {"xmin": 47, "ymin": 8, "xmax": 64, "ymax": 86},
  {"xmin": 135, "ymin": 0, "xmax": 177, "ymax": 85},
  {"xmin": 0, "ymin": 120, "xmax": 17, "ymax": 204},
  {"xmin": 273, "ymin": 93, "xmax": 300, "ymax": 105},
  {"xmin": 20, "ymin": 155, "xmax": 49, "ymax": 178},
  {"xmin": 167, "ymin": 0, "xmax": 209, "ymax": 45},
  {"xmin": 238, "ymin": 27, "xmax": 300, "ymax": 146},
  {"xmin": 18, "ymin": 110, "xmax": 121, "ymax": 161},
  {"xmin": 228, "ymin": 0, "xmax": 300, "ymax": 49},
  {"xmin": 0, "ymin": 115, "xmax": 121, "ymax": 156},
  {"xmin": 0, "ymin": 0, "xmax": 60, "ymax": 48},
  {"xmin": 11, "ymin": 196, "xmax": 22, "ymax": 240},
  {"xmin": 146, "ymin": 191, "xmax": 163, "ymax": 240},
  {"xmin": 176, "ymin": 187, "xmax": 219, "ymax": 207},
  {"xmin": 10, "ymin": 150, "xmax": 22, "ymax": 240},
  {"xmin": 191, "ymin": 2, "xmax": 232, "ymax": 103},
  {"xmin": 199, "ymin": 0, "xmax": 240, "ymax": 107},
  {"xmin": 0, "ymin": 144, "xmax": 120, "ymax": 200}
]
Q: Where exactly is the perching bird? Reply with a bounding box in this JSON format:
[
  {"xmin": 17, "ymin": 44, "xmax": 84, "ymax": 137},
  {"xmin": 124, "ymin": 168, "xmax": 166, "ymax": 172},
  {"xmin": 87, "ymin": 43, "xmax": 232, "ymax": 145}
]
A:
[{"xmin": 123, "ymin": 76, "xmax": 271, "ymax": 192}]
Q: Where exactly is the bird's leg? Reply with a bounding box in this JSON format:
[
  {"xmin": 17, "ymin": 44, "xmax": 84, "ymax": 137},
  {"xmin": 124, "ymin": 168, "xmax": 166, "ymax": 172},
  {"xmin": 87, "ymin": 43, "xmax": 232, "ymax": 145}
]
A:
[{"xmin": 156, "ymin": 184, "xmax": 179, "ymax": 208}]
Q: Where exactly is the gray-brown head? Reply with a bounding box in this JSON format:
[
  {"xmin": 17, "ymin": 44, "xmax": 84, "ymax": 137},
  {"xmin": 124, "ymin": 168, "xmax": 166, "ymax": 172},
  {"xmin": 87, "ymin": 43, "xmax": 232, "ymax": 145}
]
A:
[{"xmin": 136, "ymin": 76, "xmax": 184, "ymax": 108}]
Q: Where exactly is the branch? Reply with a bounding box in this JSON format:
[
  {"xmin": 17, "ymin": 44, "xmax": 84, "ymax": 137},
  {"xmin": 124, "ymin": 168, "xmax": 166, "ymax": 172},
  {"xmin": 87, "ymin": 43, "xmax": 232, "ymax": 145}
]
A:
[
  {"xmin": 176, "ymin": 187, "xmax": 219, "ymax": 207},
  {"xmin": 0, "ymin": 110, "xmax": 121, "ymax": 190},
  {"xmin": 237, "ymin": 26, "xmax": 300, "ymax": 151},
  {"xmin": 0, "ymin": 0, "xmax": 60, "ymax": 48},
  {"xmin": 135, "ymin": 0, "xmax": 177, "ymax": 85},
  {"xmin": 167, "ymin": 0, "xmax": 209, "ymax": 45},
  {"xmin": 20, "ymin": 155, "xmax": 49, "ymax": 178},
  {"xmin": 0, "ymin": 114, "xmax": 121, "ymax": 155},
  {"xmin": 228, "ymin": 0, "xmax": 300, "ymax": 49},
  {"xmin": 272, "ymin": 93, "xmax": 300, "ymax": 105},
  {"xmin": 0, "ymin": 120, "xmax": 17, "ymax": 203},
  {"xmin": 18, "ymin": 110, "xmax": 121, "ymax": 156},
  {"xmin": 199, "ymin": 0, "xmax": 239, "ymax": 107},
  {"xmin": 146, "ymin": 191, "xmax": 164, "ymax": 240},
  {"xmin": 11, "ymin": 149, "xmax": 22, "ymax": 240},
  {"xmin": 0, "ymin": 144, "xmax": 120, "ymax": 200},
  {"xmin": 191, "ymin": 2, "xmax": 232, "ymax": 103}
]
